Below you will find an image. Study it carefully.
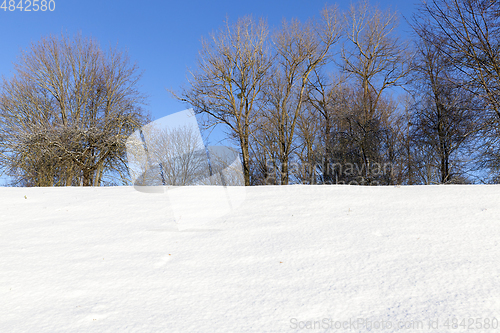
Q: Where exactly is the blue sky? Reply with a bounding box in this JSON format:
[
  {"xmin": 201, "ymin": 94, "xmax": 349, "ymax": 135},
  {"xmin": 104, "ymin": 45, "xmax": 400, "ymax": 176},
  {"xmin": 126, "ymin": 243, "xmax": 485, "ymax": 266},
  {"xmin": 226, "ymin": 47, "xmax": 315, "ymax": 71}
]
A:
[{"xmin": 0, "ymin": 0, "xmax": 420, "ymax": 122}]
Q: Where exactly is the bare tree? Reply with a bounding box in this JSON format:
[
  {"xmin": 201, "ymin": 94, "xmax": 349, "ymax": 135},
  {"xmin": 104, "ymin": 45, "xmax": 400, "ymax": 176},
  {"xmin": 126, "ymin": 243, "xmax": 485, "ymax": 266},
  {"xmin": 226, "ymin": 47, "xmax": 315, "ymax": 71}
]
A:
[
  {"xmin": 340, "ymin": 0, "xmax": 412, "ymax": 183},
  {"xmin": 387, "ymin": 94, "xmax": 417, "ymax": 185},
  {"xmin": 260, "ymin": 6, "xmax": 341, "ymax": 185},
  {"xmin": 303, "ymin": 70, "xmax": 349, "ymax": 184},
  {"xmin": 176, "ymin": 16, "xmax": 273, "ymax": 186},
  {"xmin": 248, "ymin": 114, "xmax": 280, "ymax": 185},
  {"xmin": 411, "ymin": 37, "xmax": 480, "ymax": 184},
  {"xmin": 0, "ymin": 33, "xmax": 148, "ymax": 186},
  {"xmin": 413, "ymin": 0, "xmax": 500, "ymax": 182},
  {"xmin": 415, "ymin": 0, "xmax": 500, "ymax": 118},
  {"xmin": 294, "ymin": 102, "xmax": 321, "ymax": 184}
]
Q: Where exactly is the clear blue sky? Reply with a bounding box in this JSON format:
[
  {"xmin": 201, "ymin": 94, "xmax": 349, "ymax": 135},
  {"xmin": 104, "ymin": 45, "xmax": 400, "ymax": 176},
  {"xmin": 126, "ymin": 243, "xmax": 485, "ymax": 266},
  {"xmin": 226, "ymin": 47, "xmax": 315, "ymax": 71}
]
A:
[{"xmin": 0, "ymin": 0, "xmax": 420, "ymax": 122}]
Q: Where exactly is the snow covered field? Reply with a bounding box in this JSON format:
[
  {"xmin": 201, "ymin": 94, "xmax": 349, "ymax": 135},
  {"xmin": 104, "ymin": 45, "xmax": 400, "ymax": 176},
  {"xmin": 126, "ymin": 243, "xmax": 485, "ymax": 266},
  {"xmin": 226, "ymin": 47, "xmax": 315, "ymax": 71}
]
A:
[{"xmin": 1, "ymin": 185, "xmax": 499, "ymax": 332}]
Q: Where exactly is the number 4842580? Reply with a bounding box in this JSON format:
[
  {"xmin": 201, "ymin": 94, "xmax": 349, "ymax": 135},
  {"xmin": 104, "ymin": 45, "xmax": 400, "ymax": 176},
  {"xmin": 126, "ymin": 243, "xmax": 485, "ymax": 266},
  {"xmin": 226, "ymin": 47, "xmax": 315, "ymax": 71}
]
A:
[{"xmin": 1, "ymin": 0, "xmax": 55, "ymax": 11}]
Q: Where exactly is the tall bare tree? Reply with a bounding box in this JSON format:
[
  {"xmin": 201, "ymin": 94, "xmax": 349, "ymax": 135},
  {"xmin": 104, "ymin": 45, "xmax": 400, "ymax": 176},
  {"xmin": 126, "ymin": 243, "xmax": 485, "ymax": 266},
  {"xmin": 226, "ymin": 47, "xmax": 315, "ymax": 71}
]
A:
[
  {"xmin": 260, "ymin": 6, "xmax": 341, "ymax": 185},
  {"xmin": 177, "ymin": 16, "xmax": 272, "ymax": 186},
  {"xmin": 410, "ymin": 37, "xmax": 480, "ymax": 184},
  {"xmin": 414, "ymin": 0, "xmax": 500, "ymax": 182},
  {"xmin": 340, "ymin": 0, "xmax": 412, "ymax": 182},
  {"xmin": 0, "ymin": 33, "xmax": 148, "ymax": 186}
]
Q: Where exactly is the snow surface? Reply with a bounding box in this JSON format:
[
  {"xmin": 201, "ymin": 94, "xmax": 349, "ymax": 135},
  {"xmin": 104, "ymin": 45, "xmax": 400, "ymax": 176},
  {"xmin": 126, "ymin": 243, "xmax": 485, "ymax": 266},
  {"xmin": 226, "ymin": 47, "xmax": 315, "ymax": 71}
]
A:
[{"xmin": 1, "ymin": 185, "xmax": 499, "ymax": 332}]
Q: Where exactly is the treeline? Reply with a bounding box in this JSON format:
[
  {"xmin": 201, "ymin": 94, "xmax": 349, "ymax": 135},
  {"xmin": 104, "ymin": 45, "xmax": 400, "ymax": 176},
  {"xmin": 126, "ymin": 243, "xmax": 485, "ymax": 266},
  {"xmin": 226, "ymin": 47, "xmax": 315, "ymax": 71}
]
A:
[
  {"xmin": 1, "ymin": 0, "xmax": 499, "ymax": 187},
  {"xmin": 178, "ymin": 0, "xmax": 500, "ymax": 186}
]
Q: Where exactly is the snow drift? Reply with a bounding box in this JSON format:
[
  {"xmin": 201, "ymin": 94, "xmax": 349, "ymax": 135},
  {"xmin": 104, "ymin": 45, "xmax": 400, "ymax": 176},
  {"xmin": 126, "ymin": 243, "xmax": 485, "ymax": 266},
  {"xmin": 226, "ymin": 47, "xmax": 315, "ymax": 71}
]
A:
[{"xmin": 1, "ymin": 185, "xmax": 499, "ymax": 332}]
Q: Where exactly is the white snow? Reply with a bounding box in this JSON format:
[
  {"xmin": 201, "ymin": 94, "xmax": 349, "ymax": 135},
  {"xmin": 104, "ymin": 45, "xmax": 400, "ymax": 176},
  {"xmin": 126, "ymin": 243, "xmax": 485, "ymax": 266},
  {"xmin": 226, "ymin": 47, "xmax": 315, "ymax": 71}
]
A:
[{"xmin": 1, "ymin": 185, "xmax": 499, "ymax": 332}]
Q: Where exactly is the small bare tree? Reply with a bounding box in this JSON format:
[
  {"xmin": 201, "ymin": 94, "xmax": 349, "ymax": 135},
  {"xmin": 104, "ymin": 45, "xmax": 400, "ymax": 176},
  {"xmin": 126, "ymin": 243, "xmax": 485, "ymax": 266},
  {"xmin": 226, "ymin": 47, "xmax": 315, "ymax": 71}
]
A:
[
  {"xmin": 303, "ymin": 69, "xmax": 349, "ymax": 184},
  {"xmin": 248, "ymin": 114, "xmax": 280, "ymax": 185}
]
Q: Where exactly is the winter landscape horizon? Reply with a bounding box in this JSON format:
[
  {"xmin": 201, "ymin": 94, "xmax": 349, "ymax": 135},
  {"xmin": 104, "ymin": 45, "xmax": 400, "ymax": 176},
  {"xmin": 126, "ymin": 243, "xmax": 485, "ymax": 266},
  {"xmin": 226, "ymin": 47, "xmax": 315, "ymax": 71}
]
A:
[
  {"xmin": 2, "ymin": 0, "xmax": 500, "ymax": 331},
  {"xmin": 1, "ymin": 184, "xmax": 499, "ymax": 332}
]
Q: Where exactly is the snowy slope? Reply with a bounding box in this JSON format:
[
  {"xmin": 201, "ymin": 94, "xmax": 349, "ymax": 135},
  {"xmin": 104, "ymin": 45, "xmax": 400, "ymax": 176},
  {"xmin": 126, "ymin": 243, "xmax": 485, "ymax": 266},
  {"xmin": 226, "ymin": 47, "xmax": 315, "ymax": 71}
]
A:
[{"xmin": 1, "ymin": 185, "xmax": 499, "ymax": 332}]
